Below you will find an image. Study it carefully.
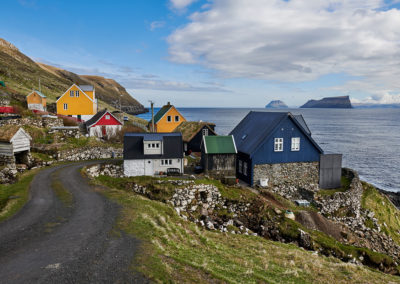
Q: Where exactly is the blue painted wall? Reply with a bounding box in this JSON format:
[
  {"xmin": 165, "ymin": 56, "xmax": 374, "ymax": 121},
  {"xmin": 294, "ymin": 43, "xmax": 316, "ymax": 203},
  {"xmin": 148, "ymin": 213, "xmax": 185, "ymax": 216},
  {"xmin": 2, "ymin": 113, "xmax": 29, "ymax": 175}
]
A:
[{"xmin": 252, "ymin": 117, "xmax": 321, "ymax": 165}]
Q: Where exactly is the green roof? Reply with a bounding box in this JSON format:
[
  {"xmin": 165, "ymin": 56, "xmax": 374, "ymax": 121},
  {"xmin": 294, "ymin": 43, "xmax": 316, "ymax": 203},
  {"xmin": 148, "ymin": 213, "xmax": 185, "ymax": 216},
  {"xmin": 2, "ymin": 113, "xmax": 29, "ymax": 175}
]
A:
[
  {"xmin": 152, "ymin": 104, "xmax": 172, "ymax": 123},
  {"xmin": 0, "ymin": 81, "xmax": 5, "ymax": 87},
  {"xmin": 203, "ymin": 135, "xmax": 237, "ymax": 154},
  {"xmin": 28, "ymin": 90, "xmax": 46, "ymax": 98}
]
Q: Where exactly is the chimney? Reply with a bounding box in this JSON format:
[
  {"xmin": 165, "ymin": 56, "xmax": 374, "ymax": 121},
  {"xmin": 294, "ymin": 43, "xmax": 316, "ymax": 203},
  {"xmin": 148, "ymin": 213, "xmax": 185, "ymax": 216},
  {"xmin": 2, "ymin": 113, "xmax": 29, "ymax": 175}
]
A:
[{"xmin": 167, "ymin": 101, "xmax": 171, "ymax": 106}]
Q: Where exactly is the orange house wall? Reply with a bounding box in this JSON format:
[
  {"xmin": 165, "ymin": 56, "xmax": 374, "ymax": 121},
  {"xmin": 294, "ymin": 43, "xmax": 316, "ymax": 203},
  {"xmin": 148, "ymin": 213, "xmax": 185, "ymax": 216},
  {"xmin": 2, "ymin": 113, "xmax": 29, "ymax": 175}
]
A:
[
  {"xmin": 27, "ymin": 92, "xmax": 46, "ymax": 108},
  {"xmin": 56, "ymin": 85, "xmax": 95, "ymax": 115},
  {"xmin": 155, "ymin": 107, "xmax": 186, "ymax": 132}
]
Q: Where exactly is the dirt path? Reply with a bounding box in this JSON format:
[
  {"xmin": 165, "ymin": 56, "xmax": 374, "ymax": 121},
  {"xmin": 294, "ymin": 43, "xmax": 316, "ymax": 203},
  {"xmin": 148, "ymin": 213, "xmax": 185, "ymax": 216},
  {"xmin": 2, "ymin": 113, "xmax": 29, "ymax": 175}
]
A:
[{"xmin": 0, "ymin": 161, "xmax": 147, "ymax": 283}]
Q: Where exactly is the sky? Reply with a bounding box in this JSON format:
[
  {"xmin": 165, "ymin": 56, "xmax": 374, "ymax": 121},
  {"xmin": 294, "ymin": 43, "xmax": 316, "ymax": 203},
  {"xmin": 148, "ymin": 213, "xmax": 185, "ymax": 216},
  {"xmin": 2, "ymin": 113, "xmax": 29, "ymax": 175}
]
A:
[{"xmin": 2, "ymin": 0, "xmax": 400, "ymax": 107}]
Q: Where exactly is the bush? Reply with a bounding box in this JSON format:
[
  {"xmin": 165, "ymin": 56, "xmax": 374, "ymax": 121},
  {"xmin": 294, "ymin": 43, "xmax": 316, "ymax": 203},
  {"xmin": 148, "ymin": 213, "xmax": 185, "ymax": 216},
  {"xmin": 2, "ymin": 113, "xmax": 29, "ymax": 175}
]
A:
[{"xmin": 62, "ymin": 117, "xmax": 78, "ymax": 126}]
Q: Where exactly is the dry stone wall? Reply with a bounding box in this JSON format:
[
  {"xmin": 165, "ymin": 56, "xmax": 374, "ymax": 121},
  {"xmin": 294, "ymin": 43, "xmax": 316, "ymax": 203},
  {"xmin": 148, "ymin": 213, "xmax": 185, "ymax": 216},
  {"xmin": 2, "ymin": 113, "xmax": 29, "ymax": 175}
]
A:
[
  {"xmin": 254, "ymin": 161, "xmax": 319, "ymax": 188},
  {"xmin": 56, "ymin": 147, "xmax": 122, "ymax": 161},
  {"xmin": 0, "ymin": 117, "xmax": 63, "ymax": 128}
]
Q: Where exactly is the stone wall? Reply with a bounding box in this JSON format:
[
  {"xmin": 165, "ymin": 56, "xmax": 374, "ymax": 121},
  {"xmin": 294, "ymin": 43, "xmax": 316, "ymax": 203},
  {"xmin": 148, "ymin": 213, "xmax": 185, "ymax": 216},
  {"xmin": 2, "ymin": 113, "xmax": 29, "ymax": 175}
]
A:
[
  {"xmin": 0, "ymin": 153, "xmax": 15, "ymax": 166},
  {"xmin": 253, "ymin": 161, "xmax": 319, "ymax": 188},
  {"xmin": 56, "ymin": 147, "xmax": 122, "ymax": 161},
  {"xmin": 48, "ymin": 127, "xmax": 81, "ymax": 139},
  {"xmin": 0, "ymin": 117, "xmax": 63, "ymax": 128},
  {"xmin": 86, "ymin": 163, "xmax": 123, "ymax": 178}
]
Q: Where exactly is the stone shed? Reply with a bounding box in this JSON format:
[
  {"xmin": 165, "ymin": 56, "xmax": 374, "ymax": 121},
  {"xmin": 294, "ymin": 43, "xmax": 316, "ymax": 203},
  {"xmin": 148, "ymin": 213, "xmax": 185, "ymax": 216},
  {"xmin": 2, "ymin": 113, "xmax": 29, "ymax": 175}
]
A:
[{"xmin": 0, "ymin": 125, "xmax": 32, "ymax": 165}]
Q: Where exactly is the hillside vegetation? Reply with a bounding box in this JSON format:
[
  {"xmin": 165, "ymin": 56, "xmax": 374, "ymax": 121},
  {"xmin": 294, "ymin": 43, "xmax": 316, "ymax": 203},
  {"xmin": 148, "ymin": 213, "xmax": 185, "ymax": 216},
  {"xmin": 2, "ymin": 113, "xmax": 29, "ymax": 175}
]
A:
[{"xmin": 0, "ymin": 38, "xmax": 145, "ymax": 114}]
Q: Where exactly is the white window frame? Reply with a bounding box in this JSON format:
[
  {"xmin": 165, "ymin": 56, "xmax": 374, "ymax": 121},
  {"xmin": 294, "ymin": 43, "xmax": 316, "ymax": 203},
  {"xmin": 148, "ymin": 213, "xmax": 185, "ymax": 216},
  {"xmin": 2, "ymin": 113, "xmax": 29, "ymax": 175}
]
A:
[
  {"xmin": 161, "ymin": 159, "xmax": 172, "ymax": 166},
  {"xmin": 291, "ymin": 137, "xmax": 300, "ymax": 151},
  {"xmin": 202, "ymin": 128, "xmax": 209, "ymax": 136},
  {"xmin": 238, "ymin": 160, "xmax": 243, "ymax": 174},
  {"xmin": 63, "ymin": 103, "xmax": 68, "ymax": 110},
  {"xmin": 243, "ymin": 162, "xmax": 248, "ymax": 176},
  {"xmin": 167, "ymin": 115, "xmax": 172, "ymax": 122},
  {"xmin": 105, "ymin": 114, "xmax": 110, "ymax": 120},
  {"xmin": 274, "ymin": 138, "xmax": 283, "ymax": 152},
  {"xmin": 175, "ymin": 115, "xmax": 180, "ymax": 122},
  {"xmin": 69, "ymin": 90, "xmax": 74, "ymax": 97},
  {"xmin": 75, "ymin": 90, "xmax": 80, "ymax": 97}
]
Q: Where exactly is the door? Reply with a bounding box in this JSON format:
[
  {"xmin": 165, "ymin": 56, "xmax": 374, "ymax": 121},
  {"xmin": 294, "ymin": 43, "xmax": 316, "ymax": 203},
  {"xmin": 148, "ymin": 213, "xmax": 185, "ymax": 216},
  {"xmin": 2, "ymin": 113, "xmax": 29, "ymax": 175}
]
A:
[
  {"xmin": 144, "ymin": 159, "xmax": 154, "ymax": 176},
  {"xmin": 101, "ymin": 125, "xmax": 106, "ymax": 137}
]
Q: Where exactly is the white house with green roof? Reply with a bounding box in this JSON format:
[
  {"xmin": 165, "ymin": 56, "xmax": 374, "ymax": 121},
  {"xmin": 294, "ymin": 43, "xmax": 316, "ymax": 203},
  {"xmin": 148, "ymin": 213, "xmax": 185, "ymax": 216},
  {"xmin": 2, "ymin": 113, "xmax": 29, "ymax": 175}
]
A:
[{"xmin": 201, "ymin": 135, "xmax": 237, "ymax": 177}]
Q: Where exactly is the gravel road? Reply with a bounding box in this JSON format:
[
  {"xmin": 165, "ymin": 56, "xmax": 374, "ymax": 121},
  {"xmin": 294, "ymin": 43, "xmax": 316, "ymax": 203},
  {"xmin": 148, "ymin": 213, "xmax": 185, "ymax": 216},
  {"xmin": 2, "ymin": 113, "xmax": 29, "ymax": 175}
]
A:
[{"xmin": 0, "ymin": 161, "xmax": 148, "ymax": 283}]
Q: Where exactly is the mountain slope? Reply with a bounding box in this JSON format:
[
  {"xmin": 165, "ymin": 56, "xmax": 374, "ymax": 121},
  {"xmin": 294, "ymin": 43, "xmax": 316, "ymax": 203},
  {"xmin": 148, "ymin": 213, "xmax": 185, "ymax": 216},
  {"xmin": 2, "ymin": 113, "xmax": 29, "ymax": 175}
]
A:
[
  {"xmin": 0, "ymin": 38, "xmax": 145, "ymax": 114},
  {"xmin": 265, "ymin": 100, "xmax": 288, "ymax": 109}
]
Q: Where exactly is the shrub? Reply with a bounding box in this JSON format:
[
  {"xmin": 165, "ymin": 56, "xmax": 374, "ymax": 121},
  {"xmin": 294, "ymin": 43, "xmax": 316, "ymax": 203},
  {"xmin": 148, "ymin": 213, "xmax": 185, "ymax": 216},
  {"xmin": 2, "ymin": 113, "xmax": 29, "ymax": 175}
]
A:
[{"xmin": 62, "ymin": 117, "xmax": 78, "ymax": 126}]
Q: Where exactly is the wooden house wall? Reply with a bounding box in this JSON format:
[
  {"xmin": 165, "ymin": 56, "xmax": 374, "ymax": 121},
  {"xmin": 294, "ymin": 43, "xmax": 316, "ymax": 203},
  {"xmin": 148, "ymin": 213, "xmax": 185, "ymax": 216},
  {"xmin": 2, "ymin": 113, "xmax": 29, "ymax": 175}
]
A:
[
  {"xmin": 188, "ymin": 126, "xmax": 216, "ymax": 153},
  {"xmin": 236, "ymin": 152, "xmax": 252, "ymax": 185},
  {"xmin": 203, "ymin": 153, "xmax": 236, "ymax": 175},
  {"xmin": 11, "ymin": 132, "xmax": 31, "ymax": 153},
  {"xmin": 252, "ymin": 118, "xmax": 320, "ymax": 165},
  {"xmin": 0, "ymin": 142, "xmax": 13, "ymax": 156}
]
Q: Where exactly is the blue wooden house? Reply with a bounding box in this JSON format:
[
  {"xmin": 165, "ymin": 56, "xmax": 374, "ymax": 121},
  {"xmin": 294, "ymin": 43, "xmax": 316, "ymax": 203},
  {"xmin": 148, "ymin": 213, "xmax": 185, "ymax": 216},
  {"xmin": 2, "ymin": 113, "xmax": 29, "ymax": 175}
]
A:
[{"xmin": 230, "ymin": 111, "xmax": 324, "ymax": 187}]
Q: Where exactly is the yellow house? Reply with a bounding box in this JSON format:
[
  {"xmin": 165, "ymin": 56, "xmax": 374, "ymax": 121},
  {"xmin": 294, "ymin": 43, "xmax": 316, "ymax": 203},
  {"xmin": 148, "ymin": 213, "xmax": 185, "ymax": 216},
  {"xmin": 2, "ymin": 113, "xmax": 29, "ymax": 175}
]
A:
[
  {"xmin": 27, "ymin": 90, "xmax": 46, "ymax": 111},
  {"xmin": 150, "ymin": 102, "xmax": 186, "ymax": 132},
  {"xmin": 56, "ymin": 84, "xmax": 97, "ymax": 121}
]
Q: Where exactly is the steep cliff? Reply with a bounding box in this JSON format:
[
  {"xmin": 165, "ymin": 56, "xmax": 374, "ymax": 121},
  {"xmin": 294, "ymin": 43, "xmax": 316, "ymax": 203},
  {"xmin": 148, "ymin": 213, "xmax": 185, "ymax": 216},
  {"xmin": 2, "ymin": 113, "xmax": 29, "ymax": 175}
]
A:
[{"xmin": 300, "ymin": 96, "xmax": 352, "ymax": 108}]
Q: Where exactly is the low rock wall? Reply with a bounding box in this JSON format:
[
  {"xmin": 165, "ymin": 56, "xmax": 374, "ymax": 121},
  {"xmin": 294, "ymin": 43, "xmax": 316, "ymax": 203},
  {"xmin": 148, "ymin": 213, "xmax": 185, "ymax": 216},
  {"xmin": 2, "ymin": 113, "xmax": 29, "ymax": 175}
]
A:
[
  {"xmin": 254, "ymin": 161, "xmax": 319, "ymax": 188},
  {"xmin": 0, "ymin": 153, "xmax": 15, "ymax": 166},
  {"xmin": 0, "ymin": 117, "xmax": 63, "ymax": 128},
  {"xmin": 56, "ymin": 147, "xmax": 122, "ymax": 161}
]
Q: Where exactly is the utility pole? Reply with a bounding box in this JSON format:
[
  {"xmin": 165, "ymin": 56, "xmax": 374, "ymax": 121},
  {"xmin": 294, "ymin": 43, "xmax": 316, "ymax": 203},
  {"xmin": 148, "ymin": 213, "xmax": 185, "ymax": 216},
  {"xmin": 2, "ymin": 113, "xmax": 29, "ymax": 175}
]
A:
[{"xmin": 149, "ymin": 100, "xmax": 154, "ymax": 132}]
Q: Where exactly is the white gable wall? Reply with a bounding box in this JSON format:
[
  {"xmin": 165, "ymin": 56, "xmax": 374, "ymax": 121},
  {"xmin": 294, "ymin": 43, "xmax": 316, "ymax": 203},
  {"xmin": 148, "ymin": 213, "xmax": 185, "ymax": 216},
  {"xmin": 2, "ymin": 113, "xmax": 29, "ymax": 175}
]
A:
[{"xmin": 124, "ymin": 158, "xmax": 184, "ymax": 177}]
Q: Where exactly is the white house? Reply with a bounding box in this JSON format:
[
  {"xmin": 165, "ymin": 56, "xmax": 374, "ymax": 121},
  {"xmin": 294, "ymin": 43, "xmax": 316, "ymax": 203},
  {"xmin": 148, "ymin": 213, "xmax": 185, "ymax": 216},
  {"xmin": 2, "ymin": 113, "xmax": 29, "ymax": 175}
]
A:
[
  {"xmin": 0, "ymin": 125, "xmax": 32, "ymax": 165},
  {"xmin": 123, "ymin": 132, "xmax": 184, "ymax": 176}
]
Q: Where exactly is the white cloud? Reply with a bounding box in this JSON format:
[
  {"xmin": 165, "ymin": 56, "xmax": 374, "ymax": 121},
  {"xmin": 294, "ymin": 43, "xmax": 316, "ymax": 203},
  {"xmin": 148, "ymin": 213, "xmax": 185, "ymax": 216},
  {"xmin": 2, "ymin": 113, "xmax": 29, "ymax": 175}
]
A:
[
  {"xmin": 167, "ymin": 0, "xmax": 400, "ymax": 96},
  {"xmin": 169, "ymin": 0, "xmax": 197, "ymax": 10}
]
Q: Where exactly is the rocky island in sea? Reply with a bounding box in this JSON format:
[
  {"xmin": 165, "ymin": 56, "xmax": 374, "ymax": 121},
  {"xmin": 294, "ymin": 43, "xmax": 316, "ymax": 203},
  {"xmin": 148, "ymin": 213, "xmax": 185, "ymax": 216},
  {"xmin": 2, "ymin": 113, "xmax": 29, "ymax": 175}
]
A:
[
  {"xmin": 300, "ymin": 95, "xmax": 352, "ymax": 108},
  {"xmin": 265, "ymin": 100, "xmax": 288, "ymax": 109}
]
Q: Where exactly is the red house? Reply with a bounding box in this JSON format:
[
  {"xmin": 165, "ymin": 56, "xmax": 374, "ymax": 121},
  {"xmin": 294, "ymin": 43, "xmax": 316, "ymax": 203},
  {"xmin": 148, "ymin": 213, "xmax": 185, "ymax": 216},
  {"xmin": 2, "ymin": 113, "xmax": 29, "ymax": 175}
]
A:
[{"xmin": 84, "ymin": 109, "xmax": 123, "ymax": 138}]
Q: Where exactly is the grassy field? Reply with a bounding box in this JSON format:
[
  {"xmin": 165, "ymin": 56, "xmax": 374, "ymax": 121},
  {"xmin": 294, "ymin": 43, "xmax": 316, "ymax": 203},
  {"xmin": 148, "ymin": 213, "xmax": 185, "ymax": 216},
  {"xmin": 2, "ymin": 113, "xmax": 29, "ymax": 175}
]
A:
[
  {"xmin": 96, "ymin": 181, "xmax": 400, "ymax": 283},
  {"xmin": 362, "ymin": 182, "xmax": 400, "ymax": 246},
  {"xmin": 0, "ymin": 169, "xmax": 39, "ymax": 222}
]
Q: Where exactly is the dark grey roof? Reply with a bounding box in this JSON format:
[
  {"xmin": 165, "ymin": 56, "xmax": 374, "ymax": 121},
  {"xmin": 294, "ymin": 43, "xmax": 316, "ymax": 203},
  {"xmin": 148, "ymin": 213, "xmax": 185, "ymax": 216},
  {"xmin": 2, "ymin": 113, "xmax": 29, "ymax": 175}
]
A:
[
  {"xmin": 78, "ymin": 85, "xmax": 94, "ymax": 92},
  {"xmin": 84, "ymin": 109, "xmax": 107, "ymax": 128},
  {"xmin": 293, "ymin": 114, "xmax": 311, "ymax": 135},
  {"xmin": 124, "ymin": 132, "xmax": 183, "ymax": 159},
  {"xmin": 229, "ymin": 111, "xmax": 322, "ymax": 156}
]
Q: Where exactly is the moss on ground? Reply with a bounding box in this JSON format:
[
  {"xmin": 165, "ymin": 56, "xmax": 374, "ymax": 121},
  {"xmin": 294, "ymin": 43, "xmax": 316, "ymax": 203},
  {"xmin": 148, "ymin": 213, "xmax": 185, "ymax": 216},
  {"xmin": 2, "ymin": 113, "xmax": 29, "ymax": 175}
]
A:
[
  {"xmin": 318, "ymin": 176, "xmax": 352, "ymax": 196},
  {"xmin": 0, "ymin": 169, "xmax": 39, "ymax": 222}
]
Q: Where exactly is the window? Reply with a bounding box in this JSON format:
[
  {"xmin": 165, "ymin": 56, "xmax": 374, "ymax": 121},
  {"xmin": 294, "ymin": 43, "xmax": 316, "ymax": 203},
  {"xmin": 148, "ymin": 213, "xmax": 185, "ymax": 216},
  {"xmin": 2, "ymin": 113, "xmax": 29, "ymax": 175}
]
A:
[
  {"xmin": 274, "ymin": 138, "xmax": 283, "ymax": 152},
  {"xmin": 152, "ymin": 143, "xmax": 155, "ymax": 148},
  {"xmin": 238, "ymin": 160, "xmax": 243, "ymax": 174},
  {"xmin": 156, "ymin": 143, "xmax": 160, "ymax": 148},
  {"xmin": 75, "ymin": 90, "xmax": 80, "ymax": 97},
  {"xmin": 291, "ymin": 137, "xmax": 300, "ymax": 151},
  {"xmin": 70, "ymin": 90, "xmax": 74, "ymax": 97},
  {"xmin": 167, "ymin": 116, "xmax": 172, "ymax": 122},
  {"xmin": 161, "ymin": 159, "xmax": 172, "ymax": 166},
  {"xmin": 105, "ymin": 115, "xmax": 110, "ymax": 120},
  {"xmin": 243, "ymin": 162, "xmax": 248, "ymax": 176},
  {"xmin": 202, "ymin": 128, "xmax": 209, "ymax": 136},
  {"xmin": 241, "ymin": 134, "xmax": 247, "ymax": 140},
  {"xmin": 175, "ymin": 115, "xmax": 180, "ymax": 122},
  {"xmin": 148, "ymin": 143, "xmax": 151, "ymax": 148},
  {"xmin": 63, "ymin": 103, "xmax": 68, "ymax": 110}
]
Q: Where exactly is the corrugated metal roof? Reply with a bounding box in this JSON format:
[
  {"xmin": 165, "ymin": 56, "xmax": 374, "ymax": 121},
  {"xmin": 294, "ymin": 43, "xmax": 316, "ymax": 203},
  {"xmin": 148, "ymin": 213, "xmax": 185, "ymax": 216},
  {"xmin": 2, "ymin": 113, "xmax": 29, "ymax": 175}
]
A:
[
  {"xmin": 78, "ymin": 85, "xmax": 94, "ymax": 91},
  {"xmin": 230, "ymin": 112, "xmax": 287, "ymax": 155},
  {"xmin": 152, "ymin": 104, "xmax": 172, "ymax": 123},
  {"xmin": 293, "ymin": 114, "xmax": 311, "ymax": 135},
  {"xmin": 203, "ymin": 135, "xmax": 237, "ymax": 154}
]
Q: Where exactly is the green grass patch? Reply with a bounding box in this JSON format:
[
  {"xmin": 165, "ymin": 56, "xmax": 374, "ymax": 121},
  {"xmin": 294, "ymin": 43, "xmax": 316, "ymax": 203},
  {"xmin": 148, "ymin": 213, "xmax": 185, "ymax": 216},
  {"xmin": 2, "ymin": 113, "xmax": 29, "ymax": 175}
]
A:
[
  {"xmin": 318, "ymin": 176, "xmax": 352, "ymax": 196},
  {"xmin": 362, "ymin": 182, "xmax": 400, "ymax": 246},
  {"xmin": 61, "ymin": 136, "xmax": 122, "ymax": 150},
  {"xmin": 31, "ymin": 152, "xmax": 53, "ymax": 162},
  {"xmin": 0, "ymin": 169, "xmax": 39, "ymax": 222},
  {"xmin": 99, "ymin": 187, "xmax": 400, "ymax": 283},
  {"xmin": 51, "ymin": 175, "xmax": 73, "ymax": 207}
]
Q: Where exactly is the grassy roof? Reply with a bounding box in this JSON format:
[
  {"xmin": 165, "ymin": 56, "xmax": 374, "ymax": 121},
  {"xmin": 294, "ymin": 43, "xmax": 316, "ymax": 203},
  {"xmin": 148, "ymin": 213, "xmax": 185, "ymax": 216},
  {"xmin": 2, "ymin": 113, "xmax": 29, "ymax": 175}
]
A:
[
  {"xmin": 174, "ymin": 121, "xmax": 216, "ymax": 142},
  {"xmin": 0, "ymin": 125, "xmax": 21, "ymax": 142}
]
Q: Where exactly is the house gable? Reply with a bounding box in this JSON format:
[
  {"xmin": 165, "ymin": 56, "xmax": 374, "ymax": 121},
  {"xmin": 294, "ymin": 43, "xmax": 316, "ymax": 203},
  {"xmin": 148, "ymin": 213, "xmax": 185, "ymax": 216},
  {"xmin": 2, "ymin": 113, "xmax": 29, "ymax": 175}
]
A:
[
  {"xmin": 56, "ymin": 84, "xmax": 95, "ymax": 116},
  {"xmin": 86, "ymin": 110, "xmax": 122, "ymax": 128},
  {"xmin": 252, "ymin": 116, "xmax": 321, "ymax": 165},
  {"xmin": 154, "ymin": 105, "xmax": 186, "ymax": 132}
]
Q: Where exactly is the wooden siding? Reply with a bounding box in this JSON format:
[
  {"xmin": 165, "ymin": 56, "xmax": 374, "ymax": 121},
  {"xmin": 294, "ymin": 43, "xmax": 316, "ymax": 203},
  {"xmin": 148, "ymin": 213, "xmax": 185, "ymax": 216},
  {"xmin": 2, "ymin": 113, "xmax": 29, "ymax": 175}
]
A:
[
  {"xmin": 57, "ymin": 85, "xmax": 96, "ymax": 116},
  {"xmin": 187, "ymin": 126, "xmax": 216, "ymax": 153},
  {"xmin": 0, "ymin": 143, "xmax": 13, "ymax": 156},
  {"xmin": 236, "ymin": 152, "xmax": 252, "ymax": 185},
  {"xmin": 252, "ymin": 117, "xmax": 320, "ymax": 165},
  {"xmin": 155, "ymin": 106, "xmax": 186, "ymax": 133}
]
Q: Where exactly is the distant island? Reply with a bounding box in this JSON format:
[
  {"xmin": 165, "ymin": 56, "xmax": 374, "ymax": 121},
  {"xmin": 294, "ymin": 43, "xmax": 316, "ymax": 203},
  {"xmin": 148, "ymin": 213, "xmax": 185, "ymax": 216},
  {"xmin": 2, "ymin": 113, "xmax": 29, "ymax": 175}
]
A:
[
  {"xmin": 300, "ymin": 96, "xmax": 352, "ymax": 108},
  {"xmin": 265, "ymin": 100, "xmax": 288, "ymax": 109}
]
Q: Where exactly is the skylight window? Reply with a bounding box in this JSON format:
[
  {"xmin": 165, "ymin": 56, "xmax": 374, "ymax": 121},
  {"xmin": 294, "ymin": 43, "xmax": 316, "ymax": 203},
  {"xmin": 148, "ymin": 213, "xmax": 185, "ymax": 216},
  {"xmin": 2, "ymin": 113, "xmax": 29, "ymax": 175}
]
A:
[{"xmin": 241, "ymin": 134, "xmax": 247, "ymax": 140}]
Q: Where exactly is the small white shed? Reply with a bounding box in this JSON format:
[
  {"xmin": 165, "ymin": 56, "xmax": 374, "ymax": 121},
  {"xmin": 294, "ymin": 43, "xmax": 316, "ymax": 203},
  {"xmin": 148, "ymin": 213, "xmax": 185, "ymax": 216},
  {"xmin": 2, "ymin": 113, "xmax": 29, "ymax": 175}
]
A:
[{"xmin": 0, "ymin": 126, "xmax": 32, "ymax": 164}]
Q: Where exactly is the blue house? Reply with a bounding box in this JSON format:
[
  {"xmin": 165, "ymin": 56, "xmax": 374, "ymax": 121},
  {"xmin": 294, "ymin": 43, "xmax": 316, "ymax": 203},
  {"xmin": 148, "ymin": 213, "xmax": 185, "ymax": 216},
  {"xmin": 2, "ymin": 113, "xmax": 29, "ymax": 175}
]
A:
[{"xmin": 230, "ymin": 111, "xmax": 324, "ymax": 187}]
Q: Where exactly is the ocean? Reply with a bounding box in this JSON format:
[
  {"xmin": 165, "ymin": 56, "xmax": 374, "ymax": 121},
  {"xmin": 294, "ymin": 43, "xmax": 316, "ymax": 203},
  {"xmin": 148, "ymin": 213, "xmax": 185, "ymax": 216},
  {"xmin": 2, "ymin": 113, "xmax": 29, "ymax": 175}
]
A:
[{"xmin": 137, "ymin": 108, "xmax": 400, "ymax": 192}]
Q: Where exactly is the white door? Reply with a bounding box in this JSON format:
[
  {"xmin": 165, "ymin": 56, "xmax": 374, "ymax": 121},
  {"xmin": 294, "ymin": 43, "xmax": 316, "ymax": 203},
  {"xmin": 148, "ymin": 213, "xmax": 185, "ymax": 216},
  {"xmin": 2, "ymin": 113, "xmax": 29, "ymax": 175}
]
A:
[{"xmin": 144, "ymin": 159, "xmax": 154, "ymax": 176}]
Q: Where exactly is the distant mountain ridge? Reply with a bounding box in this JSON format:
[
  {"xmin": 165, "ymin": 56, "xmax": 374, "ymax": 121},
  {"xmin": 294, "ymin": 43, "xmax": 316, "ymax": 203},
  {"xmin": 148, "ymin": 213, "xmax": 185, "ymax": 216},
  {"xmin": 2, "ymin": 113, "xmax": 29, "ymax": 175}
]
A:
[
  {"xmin": 300, "ymin": 96, "xmax": 352, "ymax": 108},
  {"xmin": 0, "ymin": 38, "xmax": 145, "ymax": 114},
  {"xmin": 265, "ymin": 100, "xmax": 288, "ymax": 109}
]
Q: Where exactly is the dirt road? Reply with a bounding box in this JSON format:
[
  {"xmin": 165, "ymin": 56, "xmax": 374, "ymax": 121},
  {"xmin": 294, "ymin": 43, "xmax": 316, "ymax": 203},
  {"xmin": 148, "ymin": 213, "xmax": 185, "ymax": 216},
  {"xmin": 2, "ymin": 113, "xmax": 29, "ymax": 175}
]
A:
[{"xmin": 0, "ymin": 161, "xmax": 147, "ymax": 283}]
